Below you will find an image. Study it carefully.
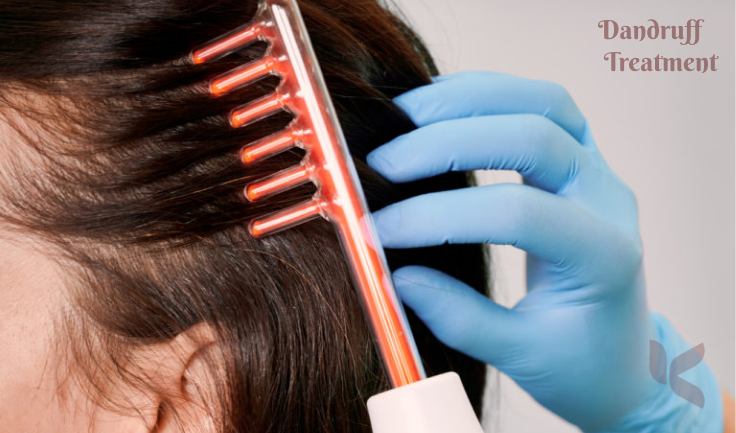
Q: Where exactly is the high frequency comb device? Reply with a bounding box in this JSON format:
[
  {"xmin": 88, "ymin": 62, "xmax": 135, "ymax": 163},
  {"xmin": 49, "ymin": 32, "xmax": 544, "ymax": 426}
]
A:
[
  {"xmin": 192, "ymin": 0, "xmax": 424, "ymax": 389},
  {"xmin": 192, "ymin": 2, "xmax": 483, "ymax": 431}
]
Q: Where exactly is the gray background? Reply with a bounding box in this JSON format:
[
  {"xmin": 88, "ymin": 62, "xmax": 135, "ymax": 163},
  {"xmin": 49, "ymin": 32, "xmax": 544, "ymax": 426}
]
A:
[{"xmin": 390, "ymin": 0, "xmax": 735, "ymax": 431}]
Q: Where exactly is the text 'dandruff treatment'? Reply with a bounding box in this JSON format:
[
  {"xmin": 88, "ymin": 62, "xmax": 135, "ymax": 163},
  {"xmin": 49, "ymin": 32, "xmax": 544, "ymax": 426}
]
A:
[{"xmin": 598, "ymin": 19, "xmax": 719, "ymax": 73}]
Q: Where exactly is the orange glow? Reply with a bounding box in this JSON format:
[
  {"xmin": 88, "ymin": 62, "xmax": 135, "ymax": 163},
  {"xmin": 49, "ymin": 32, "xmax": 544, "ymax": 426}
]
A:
[
  {"xmin": 250, "ymin": 199, "xmax": 322, "ymax": 237},
  {"xmin": 192, "ymin": 24, "xmax": 262, "ymax": 64},
  {"xmin": 194, "ymin": 0, "xmax": 425, "ymax": 388},
  {"xmin": 230, "ymin": 93, "xmax": 286, "ymax": 128},
  {"xmin": 241, "ymin": 129, "xmax": 296, "ymax": 164},
  {"xmin": 245, "ymin": 164, "xmax": 310, "ymax": 201},
  {"xmin": 212, "ymin": 57, "xmax": 275, "ymax": 96}
]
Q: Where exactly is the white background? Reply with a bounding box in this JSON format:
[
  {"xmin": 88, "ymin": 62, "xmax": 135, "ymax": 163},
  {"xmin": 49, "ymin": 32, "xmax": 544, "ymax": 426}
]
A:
[{"xmin": 390, "ymin": 0, "xmax": 735, "ymax": 431}]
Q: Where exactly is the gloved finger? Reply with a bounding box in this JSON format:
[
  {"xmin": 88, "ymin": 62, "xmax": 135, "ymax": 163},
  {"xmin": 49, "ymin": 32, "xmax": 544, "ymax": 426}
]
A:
[
  {"xmin": 431, "ymin": 70, "xmax": 506, "ymax": 83},
  {"xmin": 374, "ymin": 183, "xmax": 603, "ymax": 267},
  {"xmin": 367, "ymin": 114, "xmax": 586, "ymax": 193},
  {"xmin": 430, "ymin": 71, "xmax": 506, "ymax": 83},
  {"xmin": 396, "ymin": 71, "xmax": 588, "ymax": 143},
  {"xmin": 393, "ymin": 265, "xmax": 525, "ymax": 366}
]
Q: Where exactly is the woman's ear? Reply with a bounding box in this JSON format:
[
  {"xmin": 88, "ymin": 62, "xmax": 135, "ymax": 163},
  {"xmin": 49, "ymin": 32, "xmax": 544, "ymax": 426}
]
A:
[{"xmin": 132, "ymin": 322, "xmax": 224, "ymax": 433}]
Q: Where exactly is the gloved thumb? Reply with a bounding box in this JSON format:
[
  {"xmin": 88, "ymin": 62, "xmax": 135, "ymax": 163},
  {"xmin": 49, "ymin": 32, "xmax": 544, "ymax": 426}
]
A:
[{"xmin": 393, "ymin": 265, "xmax": 525, "ymax": 367}]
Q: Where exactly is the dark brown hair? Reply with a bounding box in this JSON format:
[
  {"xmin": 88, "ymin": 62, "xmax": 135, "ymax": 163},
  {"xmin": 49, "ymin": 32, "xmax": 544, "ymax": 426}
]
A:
[{"xmin": 0, "ymin": 0, "xmax": 489, "ymax": 431}]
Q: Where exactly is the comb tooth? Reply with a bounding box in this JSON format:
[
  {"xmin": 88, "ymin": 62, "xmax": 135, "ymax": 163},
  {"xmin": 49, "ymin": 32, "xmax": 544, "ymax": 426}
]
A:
[
  {"xmin": 192, "ymin": 24, "xmax": 263, "ymax": 64},
  {"xmin": 211, "ymin": 57, "xmax": 278, "ymax": 96},
  {"xmin": 230, "ymin": 92, "xmax": 288, "ymax": 128},
  {"xmin": 245, "ymin": 164, "xmax": 311, "ymax": 202},
  {"xmin": 242, "ymin": 129, "xmax": 298, "ymax": 164},
  {"xmin": 249, "ymin": 199, "xmax": 323, "ymax": 238}
]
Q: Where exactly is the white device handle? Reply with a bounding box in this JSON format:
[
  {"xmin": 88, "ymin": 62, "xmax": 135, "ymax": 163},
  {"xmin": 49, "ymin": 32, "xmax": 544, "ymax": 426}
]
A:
[{"xmin": 367, "ymin": 372, "xmax": 485, "ymax": 433}]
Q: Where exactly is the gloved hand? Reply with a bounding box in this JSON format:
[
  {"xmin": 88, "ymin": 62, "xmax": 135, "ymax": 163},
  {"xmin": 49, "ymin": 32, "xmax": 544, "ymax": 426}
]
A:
[{"xmin": 367, "ymin": 71, "xmax": 723, "ymax": 433}]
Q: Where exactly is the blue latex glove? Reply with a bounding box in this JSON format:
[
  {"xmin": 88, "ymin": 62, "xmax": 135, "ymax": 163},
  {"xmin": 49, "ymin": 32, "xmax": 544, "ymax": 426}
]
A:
[{"xmin": 367, "ymin": 71, "xmax": 723, "ymax": 433}]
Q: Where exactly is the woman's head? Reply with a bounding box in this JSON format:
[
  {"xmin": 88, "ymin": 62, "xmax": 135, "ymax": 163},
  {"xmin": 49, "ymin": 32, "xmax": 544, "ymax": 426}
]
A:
[{"xmin": 0, "ymin": 1, "xmax": 488, "ymax": 432}]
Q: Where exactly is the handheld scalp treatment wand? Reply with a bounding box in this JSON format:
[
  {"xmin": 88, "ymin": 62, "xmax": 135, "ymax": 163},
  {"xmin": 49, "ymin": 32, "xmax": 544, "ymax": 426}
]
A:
[{"xmin": 193, "ymin": 1, "xmax": 483, "ymax": 431}]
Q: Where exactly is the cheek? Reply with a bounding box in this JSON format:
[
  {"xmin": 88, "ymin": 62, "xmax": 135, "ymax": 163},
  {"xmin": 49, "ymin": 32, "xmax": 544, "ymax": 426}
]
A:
[
  {"xmin": 0, "ymin": 298, "xmax": 62, "ymax": 431},
  {"xmin": 0, "ymin": 239, "xmax": 81, "ymax": 432}
]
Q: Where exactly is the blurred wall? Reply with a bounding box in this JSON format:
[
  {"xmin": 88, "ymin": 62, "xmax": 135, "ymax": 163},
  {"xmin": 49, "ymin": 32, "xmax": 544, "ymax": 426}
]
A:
[{"xmin": 389, "ymin": 0, "xmax": 735, "ymax": 431}]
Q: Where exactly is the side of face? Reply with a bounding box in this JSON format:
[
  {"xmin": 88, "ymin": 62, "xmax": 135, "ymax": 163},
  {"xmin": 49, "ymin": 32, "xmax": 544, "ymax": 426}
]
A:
[
  {"xmin": 0, "ymin": 114, "xmax": 218, "ymax": 432},
  {"xmin": 0, "ymin": 231, "xmax": 84, "ymax": 432},
  {"xmin": 0, "ymin": 109, "xmax": 153, "ymax": 432}
]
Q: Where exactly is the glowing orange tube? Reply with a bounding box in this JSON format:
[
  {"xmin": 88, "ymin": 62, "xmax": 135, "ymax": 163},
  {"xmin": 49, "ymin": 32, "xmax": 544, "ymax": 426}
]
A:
[
  {"xmin": 230, "ymin": 92, "xmax": 286, "ymax": 128},
  {"xmin": 250, "ymin": 199, "xmax": 322, "ymax": 237},
  {"xmin": 327, "ymin": 201, "xmax": 425, "ymax": 386},
  {"xmin": 211, "ymin": 57, "xmax": 276, "ymax": 96},
  {"xmin": 192, "ymin": 24, "xmax": 262, "ymax": 64},
  {"xmin": 245, "ymin": 164, "xmax": 310, "ymax": 201},
  {"xmin": 241, "ymin": 129, "xmax": 297, "ymax": 164}
]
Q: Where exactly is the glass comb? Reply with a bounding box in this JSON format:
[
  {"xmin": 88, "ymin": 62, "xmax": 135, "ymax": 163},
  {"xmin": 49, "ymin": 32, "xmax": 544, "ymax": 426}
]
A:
[{"xmin": 191, "ymin": 0, "xmax": 426, "ymax": 389}]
